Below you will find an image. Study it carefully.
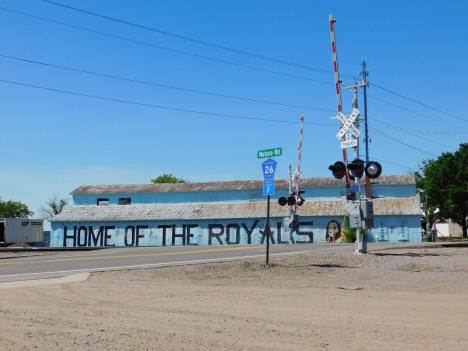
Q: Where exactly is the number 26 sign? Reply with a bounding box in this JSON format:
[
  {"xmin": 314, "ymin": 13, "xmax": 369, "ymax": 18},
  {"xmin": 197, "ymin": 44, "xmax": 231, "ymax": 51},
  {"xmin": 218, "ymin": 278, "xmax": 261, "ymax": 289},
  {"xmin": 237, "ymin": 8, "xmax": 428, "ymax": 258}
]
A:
[{"xmin": 262, "ymin": 158, "xmax": 277, "ymax": 180}]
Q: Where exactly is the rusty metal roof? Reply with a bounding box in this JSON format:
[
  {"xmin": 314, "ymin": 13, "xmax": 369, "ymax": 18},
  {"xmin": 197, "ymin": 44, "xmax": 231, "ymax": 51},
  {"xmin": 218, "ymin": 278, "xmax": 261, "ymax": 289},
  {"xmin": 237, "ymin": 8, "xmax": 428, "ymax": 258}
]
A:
[
  {"xmin": 71, "ymin": 174, "xmax": 416, "ymax": 195},
  {"xmin": 53, "ymin": 196, "xmax": 420, "ymax": 222}
]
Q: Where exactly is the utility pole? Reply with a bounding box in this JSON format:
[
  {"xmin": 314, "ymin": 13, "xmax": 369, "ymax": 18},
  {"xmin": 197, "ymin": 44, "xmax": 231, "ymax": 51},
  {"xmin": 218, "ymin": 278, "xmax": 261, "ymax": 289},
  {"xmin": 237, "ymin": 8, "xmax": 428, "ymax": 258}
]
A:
[
  {"xmin": 425, "ymin": 194, "xmax": 433, "ymax": 242},
  {"xmin": 425, "ymin": 194, "xmax": 429, "ymax": 241},
  {"xmin": 359, "ymin": 60, "xmax": 371, "ymax": 198},
  {"xmin": 359, "ymin": 61, "xmax": 369, "ymax": 163}
]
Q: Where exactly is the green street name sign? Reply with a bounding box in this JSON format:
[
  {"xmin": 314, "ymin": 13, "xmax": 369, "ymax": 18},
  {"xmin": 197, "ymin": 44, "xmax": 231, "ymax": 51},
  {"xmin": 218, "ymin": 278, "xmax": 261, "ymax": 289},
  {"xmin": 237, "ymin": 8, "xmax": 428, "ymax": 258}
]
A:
[{"xmin": 257, "ymin": 147, "xmax": 282, "ymax": 159}]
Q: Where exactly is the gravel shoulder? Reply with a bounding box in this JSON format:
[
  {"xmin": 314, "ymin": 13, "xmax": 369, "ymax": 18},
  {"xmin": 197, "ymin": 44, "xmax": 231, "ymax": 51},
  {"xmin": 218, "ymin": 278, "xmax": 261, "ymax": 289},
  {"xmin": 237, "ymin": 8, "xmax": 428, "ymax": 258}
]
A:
[{"xmin": 1, "ymin": 247, "xmax": 467, "ymax": 351}]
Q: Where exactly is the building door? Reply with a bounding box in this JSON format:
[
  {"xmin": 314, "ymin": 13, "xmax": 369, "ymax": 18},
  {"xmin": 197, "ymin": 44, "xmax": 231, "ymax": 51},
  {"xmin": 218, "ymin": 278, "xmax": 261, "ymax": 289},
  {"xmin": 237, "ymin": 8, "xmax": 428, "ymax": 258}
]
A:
[{"xmin": 0, "ymin": 222, "xmax": 5, "ymax": 243}]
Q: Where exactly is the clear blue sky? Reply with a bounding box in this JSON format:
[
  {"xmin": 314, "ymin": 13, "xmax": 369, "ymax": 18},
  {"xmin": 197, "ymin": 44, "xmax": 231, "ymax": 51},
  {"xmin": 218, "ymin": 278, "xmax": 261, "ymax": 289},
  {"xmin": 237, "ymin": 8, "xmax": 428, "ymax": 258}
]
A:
[{"xmin": 0, "ymin": 0, "xmax": 467, "ymax": 215}]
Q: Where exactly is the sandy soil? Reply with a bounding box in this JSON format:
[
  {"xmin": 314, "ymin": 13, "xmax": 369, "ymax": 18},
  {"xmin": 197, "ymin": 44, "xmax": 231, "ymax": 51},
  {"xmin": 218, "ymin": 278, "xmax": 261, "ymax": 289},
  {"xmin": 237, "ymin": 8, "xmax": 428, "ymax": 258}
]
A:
[{"xmin": 1, "ymin": 247, "xmax": 468, "ymax": 351}]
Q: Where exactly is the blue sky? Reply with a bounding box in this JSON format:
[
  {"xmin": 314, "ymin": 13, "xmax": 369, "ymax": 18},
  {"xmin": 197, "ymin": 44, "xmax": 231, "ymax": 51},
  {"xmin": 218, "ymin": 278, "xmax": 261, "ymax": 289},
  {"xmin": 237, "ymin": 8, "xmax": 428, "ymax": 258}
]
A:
[{"xmin": 0, "ymin": 0, "xmax": 467, "ymax": 215}]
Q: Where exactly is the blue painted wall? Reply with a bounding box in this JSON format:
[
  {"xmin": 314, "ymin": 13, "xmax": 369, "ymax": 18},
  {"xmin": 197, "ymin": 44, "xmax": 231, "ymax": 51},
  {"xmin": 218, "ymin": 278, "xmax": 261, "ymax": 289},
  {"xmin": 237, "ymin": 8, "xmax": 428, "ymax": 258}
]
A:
[
  {"xmin": 50, "ymin": 215, "xmax": 421, "ymax": 247},
  {"xmin": 51, "ymin": 218, "xmax": 311, "ymax": 247},
  {"xmin": 34, "ymin": 231, "xmax": 50, "ymax": 247},
  {"xmin": 368, "ymin": 215, "xmax": 422, "ymax": 243},
  {"xmin": 369, "ymin": 184, "xmax": 416, "ymax": 199}
]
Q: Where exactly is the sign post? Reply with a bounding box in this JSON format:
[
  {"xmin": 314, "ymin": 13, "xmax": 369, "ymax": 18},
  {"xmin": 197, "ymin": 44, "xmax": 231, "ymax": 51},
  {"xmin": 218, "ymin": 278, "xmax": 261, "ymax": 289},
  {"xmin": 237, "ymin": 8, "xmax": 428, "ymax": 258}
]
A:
[
  {"xmin": 261, "ymin": 157, "xmax": 278, "ymax": 265},
  {"xmin": 266, "ymin": 194, "xmax": 271, "ymax": 264}
]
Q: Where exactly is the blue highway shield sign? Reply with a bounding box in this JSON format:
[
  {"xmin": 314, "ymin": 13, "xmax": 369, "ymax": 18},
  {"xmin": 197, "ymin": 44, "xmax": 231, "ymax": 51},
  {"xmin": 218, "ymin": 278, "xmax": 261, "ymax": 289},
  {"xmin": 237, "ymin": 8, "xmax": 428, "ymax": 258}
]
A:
[
  {"xmin": 263, "ymin": 179, "xmax": 275, "ymax": 195},
  {"xmin": 262, "ymin": 158, "xmax": 277, "ymax": 180}
]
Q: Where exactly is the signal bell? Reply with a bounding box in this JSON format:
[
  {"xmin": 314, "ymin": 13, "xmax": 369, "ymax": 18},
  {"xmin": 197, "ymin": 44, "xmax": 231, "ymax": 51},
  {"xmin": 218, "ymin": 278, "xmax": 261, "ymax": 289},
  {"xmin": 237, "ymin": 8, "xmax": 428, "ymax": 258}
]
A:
[
  {"xmin": 328, "ymin": 161, "xmax": 346, "ymax": 179},
  {"xmin": 365, "ymin": 161, "xmax": 382, "ymax": 178}
]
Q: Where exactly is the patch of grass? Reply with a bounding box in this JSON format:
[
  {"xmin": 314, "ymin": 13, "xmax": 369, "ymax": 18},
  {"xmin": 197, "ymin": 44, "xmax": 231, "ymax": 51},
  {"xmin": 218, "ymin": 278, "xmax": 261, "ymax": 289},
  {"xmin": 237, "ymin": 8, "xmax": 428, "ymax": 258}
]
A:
[{"xmin": 436, "ymin": 237, "xmax": 467, "ymax": 242}]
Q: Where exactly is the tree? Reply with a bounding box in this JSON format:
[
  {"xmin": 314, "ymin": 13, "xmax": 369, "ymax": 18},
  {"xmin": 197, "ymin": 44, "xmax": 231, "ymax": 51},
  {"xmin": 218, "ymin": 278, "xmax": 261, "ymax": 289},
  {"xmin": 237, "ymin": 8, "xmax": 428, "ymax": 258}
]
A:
[
  {"xmin": 151, "ymin": 174, "xmax": 186, "ymax": 184},
  {"xmin": 417, "ymin": 176, "xmax": 438, "ymax": 237},
  {"xmin": 39, "ymin": 195, "xmax": 69, "ymax": 219},
  {"xmin": 417, "ymin": 143, "xmax": 468, "ymax": 238},
  {"xmin": 0, "ymin": 198, "xmax": 33, "ymax": 218}
]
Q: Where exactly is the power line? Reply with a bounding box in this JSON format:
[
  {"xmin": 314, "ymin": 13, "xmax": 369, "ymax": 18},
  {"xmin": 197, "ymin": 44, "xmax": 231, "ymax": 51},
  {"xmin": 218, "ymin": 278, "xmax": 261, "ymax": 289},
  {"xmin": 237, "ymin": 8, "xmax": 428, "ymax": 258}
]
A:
[
  {"xmin": 369, "ymin": 120, "xmax": 457, "ymax": 149},
  {"xmin": 0, "ymin": 78, "xmax": 335, "ymax": 126},
  {"xmin": 368, "ymin": 94, "xmax": 461, "ymax": 129},
  {"xmin": 0, "ymin": 53, "xmax": 336, "ymax": 113},
  {"xmin": 370, "ymin": 117, "xmax": 468, "ymax": 134},
  {"xmin": 0, "ymin": 6, "xmax": 333, "ymax": 86},
  {"xmin": 369, "ymin": 126, "xmax": 436, "ymax": 157},
  {"xmin": 372, "ymin": 157, "xmax": 416, "ymax": 171},
  {"xmin": 372, "ymin": 82, "xmax": 468, "ymax": 123},
  {"xmin": 41, "ymin": 0, "xmax": 348, "ymax": 77}
]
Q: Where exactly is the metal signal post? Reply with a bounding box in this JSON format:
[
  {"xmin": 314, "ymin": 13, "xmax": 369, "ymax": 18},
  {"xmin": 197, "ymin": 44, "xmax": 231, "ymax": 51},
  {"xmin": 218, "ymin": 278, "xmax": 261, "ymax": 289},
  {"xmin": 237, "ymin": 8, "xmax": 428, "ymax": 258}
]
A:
[
  {"xmin": 343, "ymin": 80, "xmax": 366, "ymax": 253},
  {"xmin": 295, "ymin": 115, "xmax": 304, "ymax": 212},
  {"xmin": 327, "ymin": 16, "xmax": 381, "ymax": 254},
  {"xmin": 279, "ymin": 116, "xmax": 306, "ymax": 244}
]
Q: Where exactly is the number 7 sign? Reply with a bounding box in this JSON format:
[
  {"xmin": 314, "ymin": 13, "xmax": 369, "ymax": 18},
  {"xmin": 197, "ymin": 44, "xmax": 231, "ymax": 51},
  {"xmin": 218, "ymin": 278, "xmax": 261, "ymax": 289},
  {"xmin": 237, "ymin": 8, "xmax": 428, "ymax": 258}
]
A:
[{"xmin": 262, "ymin": 158, "xmax": 277, "ymax": 180}]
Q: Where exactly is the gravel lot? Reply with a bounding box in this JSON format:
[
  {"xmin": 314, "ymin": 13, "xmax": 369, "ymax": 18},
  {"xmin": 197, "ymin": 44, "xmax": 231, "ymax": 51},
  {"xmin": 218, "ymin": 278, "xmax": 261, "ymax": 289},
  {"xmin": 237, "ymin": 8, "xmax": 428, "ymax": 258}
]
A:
[{"xmin": 1, "ymin": 246, "xmax": 467, "ymax": 350}]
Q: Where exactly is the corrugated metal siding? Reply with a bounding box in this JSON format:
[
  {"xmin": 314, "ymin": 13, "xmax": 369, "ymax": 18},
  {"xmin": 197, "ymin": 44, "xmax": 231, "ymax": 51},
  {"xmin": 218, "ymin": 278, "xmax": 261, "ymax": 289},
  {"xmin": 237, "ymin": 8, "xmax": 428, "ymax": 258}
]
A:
[
  {"xmin": 53, "ymin": 196, "xmax": 420, "ymax": 222},
  {"xmin": 71, "ymin": 174, "xmax": 416, "ymax": 195},
  {"xmin": 2, "ymin": 218, "xmax": 44, "ymax": 243}
]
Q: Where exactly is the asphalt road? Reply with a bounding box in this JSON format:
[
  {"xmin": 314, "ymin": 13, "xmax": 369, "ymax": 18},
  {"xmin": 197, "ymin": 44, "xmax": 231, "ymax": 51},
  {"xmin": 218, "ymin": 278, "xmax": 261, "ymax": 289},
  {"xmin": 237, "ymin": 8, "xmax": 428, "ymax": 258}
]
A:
[{"xmin": 0, "ymin": 242, "xmax": 439, "ymax": 283}]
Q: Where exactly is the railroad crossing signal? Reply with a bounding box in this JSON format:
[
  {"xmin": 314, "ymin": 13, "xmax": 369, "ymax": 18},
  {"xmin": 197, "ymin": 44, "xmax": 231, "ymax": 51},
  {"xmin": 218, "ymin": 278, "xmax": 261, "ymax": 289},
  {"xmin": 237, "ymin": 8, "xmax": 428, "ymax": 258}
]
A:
[
  {"xmin": 347, "ymin": 159, "xmax": 365, "ymax": 178},
  {"xmin": 328, "ymin": 159, "xmax": 383, "ymax": 180},
  {"xmin": 329, "ymin": 161, "xmax": 346, "ymax": 179},
  {"xmin": 278, "ymin": 190, "xmax": 305, "ymax": 207},
  {"xmin": 335, "ymin": 108, "xmax": 360, "ymax": 139}
]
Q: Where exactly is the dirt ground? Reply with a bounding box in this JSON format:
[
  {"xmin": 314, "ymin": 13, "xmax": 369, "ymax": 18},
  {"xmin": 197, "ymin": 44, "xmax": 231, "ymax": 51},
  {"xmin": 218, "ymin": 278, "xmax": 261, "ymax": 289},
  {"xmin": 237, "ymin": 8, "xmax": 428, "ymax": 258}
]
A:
[{"xmin": 1, "ymin": 247, "xmax": 468, "ymax": 351}]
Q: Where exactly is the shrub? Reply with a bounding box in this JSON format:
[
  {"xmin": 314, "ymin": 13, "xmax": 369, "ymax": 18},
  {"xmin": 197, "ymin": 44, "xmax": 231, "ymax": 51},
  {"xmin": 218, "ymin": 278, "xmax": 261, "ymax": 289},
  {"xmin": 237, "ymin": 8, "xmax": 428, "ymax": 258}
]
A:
[{"xmin": 342, "ymin": 214, "xmax": 368, "ymax": 243}]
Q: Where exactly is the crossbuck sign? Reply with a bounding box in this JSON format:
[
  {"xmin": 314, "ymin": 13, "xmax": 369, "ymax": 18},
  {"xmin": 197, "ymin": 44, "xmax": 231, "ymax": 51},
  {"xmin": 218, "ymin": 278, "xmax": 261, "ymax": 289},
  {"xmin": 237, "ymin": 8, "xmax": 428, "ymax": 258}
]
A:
[{"xmin": 336, "ymin": 108, "xmax": 360, "ymax": 139}]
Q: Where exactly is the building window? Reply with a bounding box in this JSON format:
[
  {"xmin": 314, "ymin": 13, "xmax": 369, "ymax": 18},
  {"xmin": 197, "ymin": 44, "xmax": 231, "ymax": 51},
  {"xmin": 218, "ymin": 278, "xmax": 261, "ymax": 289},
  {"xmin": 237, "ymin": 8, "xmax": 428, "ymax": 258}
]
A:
[
  {"xmin": 119, "ymin": 197, "xmax": 131, "ymax": 205},
  {"xmin": 97, "ymin": 198, "xmax": 109, "ymax": 206}
]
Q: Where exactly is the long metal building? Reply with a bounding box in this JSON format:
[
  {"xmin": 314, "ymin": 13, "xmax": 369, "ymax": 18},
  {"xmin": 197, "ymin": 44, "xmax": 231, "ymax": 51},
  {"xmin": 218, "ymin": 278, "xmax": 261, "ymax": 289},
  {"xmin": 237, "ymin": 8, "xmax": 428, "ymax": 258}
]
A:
[{"xmin": 50, "ymin": 174, "xmax": 422, "ymax": 247}]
